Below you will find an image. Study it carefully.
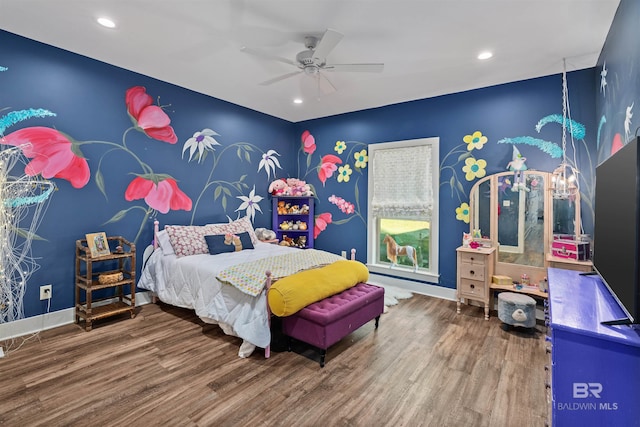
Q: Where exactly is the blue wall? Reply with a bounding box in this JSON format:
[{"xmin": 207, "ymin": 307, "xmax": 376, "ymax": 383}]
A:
[
  {"xmin": 0, "ymin": 26, "xmax": 598, "ymax": 323},
  {"xmin": 1, "ymin": 30, "xmax": 295, "ymax": 319},
  {"xmin": 596, "ymin": 0, "xmax": 640, "ymax": 162},
  {"xmin": 294, "ymin": 70, "xmax": 597, "ymax": 289}
]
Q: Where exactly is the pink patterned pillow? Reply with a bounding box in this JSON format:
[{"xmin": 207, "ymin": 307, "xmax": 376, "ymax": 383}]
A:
[
  {"xmin": 207, "ymin": 216, "xmax": 258, "ymax": 245},
  {"xmin": 165, "ymin": 225, "xmax": 211, "ymax": 257}
]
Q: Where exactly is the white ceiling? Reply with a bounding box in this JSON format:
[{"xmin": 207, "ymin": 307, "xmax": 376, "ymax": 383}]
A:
[{"xmin": 0, "ymin": 0, "xmax": 620, "ymax": 123}]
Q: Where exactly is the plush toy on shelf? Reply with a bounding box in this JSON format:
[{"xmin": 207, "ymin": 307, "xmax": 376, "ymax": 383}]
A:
[{"xmin": 268, "ymin": 178, "xmax": 313, "ymax": 196}]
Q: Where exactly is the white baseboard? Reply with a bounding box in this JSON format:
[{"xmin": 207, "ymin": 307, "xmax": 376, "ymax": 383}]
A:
[
  {"xmin": 368, "ymin": 273, "xmax": 457, "ymax": 301},
  {"xmin": 0, "ymin": 291, "xmax": 153, "ymax": 341}
]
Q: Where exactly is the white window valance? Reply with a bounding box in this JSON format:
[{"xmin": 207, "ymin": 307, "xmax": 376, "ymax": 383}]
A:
[{"xmin": 370, "ymin": 144, "xmax": 433, "ymax": 218}]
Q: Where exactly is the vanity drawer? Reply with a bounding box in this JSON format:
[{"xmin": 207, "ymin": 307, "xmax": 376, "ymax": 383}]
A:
[
  {"xmin": 459, "ymin": 263, "xmax": 486, "ymax": 281},
  {"xmin": 458, "ymin": 279, "xmax": 485, "ymax": 297},
  {"xmin": 458, "ymin": 251, "xmax": 486, "ymax": 266}
]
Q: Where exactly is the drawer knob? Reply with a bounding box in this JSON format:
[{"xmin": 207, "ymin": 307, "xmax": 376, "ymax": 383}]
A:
[
  {"xmin": 470, "ymin": 284, "xmax": 475, "ymax": 289},
  {"xmin": 470, "ymin": 270, "xmax": 475, "ymax": 275}
]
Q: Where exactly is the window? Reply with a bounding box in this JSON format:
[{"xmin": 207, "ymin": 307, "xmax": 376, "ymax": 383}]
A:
[{"xmin": 367, "ymin": 137, "xmax": 439, "ymax": 283}]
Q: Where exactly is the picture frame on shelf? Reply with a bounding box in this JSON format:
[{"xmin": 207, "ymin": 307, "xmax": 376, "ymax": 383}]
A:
[{"xmin": 85, "ymin": 232, "xmax": 110, "ymax": 258}]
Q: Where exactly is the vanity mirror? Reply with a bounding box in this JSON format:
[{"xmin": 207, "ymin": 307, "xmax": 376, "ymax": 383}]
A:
[{"xmin": 469, "ymin": 170, "xmax": 589, "ymax": 285}]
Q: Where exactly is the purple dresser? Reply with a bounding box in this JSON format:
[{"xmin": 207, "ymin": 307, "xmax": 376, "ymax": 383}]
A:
[{"xmin": 548, "ymin": 268, "xmax": 640, "ymax": 426}]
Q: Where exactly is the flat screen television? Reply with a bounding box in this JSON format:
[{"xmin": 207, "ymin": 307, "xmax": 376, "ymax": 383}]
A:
[{"xmin": 592, "ymin": 136, "xmax": 640, "ymax": 325}]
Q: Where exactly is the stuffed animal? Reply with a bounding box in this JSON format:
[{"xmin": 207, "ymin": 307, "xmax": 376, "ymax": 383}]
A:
[
  {"xmin": 295, "ymin": 236, "xmax": 307, "ymax": 248},
  {"xmin": 254, "ymin": 227, "xmax": 276, "ymax": 241},
  {"xmin": 269, "ymin": 178, "xmax": 288, "ymax": 195},
  {"xmin": 462, "ymin": 232, "xmax": 473, "ymax": 248},
  {"xmin": 506, "ymin": 146, "xmax": 529, "ymax": 192}
]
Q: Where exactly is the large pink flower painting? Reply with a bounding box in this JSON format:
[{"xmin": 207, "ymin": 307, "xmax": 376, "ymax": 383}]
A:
[
  {"xmin": 125, "ymin": 176, "xmax": 192, "ymax": 214},
  {"xmin": 2, "ymin": 126, "xmax": 90, "ymax": 188},
  {"xmin": 318, "ymin": 154, "xmax": 342, "ymax": 186},
  {"xmin": 125, "ymin": 86, "xmax": 178, "ymax": 144},
  {"xmin": 314, "ymin": 212, "xmax": 333, "ymax": 239}
]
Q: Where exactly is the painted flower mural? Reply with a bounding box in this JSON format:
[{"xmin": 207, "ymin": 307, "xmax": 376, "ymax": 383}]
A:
[
  {"xmin": 329, "ymin": 195, "xmax": 355, "ymax": 215},
  {"xmin": 258, "ymin": 149, "xmax": 282, "ymax": 179},
  {"xmin": 302, "ymin": 130, "xmax": 316, "ymax": 155},
  {"xmin": 463, "ymin": 131, "xmax": 488, "ymax": 151},
  {"xmin": 354, "ymin": 149, "xmax": 368, "ymax": 169},
  {"xmin": 318, "ymin": 154, "xmax": 342, "ymax": 186},
  {"xmin": 440, "ymin": 130, "xmax": 490, "ymax": 223},
  {"xmin": 125, "ymin": 86, "xmax": 178, "ymax": 144},
  {"xmin": 337, "ymin": 164, "xmax": 353, "ymax": 183},
  {"xmin": 314, "ymin": 212, "xmax": 332, "ymax": 239},
  {"xmin": 296, "ymin": 131, "xmax": 369, "ymax": 238},
  {"xmin": 125, "ymin": 176, "xmax": 192, "ymax": 214},
  {"xmin": 182, "ymin": 128, "xmax": 221, "ymax": 162},
  {"xmin": 181, "ymin": 128, "xmax": 282, "ymax": 223},
  {"xmin": 2, "ymin": 126, "xmax": 90, "ymax": 189},
  {"xmin": 462, "ymin": 157, "xmax": 487, "ymax": 181},
  {"xmin": 2, "ymin": 85, "xmax": 190, "ymax": 243},
  {"xmin": 235, "ymin": 185, "xmax": 263, "ymax": 222},
  {"xmin": 455, "ymin": 202, "xmax": 470, "ymax": 224}
]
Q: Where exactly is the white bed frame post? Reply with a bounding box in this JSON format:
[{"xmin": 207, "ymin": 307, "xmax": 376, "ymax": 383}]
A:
[{"xmin": 264, "ymin": 270, "xmax": 272, "ymax": 359}]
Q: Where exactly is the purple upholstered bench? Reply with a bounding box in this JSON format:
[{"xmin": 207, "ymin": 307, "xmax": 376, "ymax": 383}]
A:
[{"xmin": 281, "ymin": 282, "xmax": 385, "ymax": 367}]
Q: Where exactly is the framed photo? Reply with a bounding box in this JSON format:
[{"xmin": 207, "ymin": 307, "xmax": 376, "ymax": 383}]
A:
[{"xmin": 85, "ymin": 232, "xmax": 110, "ymax": 257}]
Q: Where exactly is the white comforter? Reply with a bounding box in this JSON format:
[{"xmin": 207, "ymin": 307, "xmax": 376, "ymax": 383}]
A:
[{"xmin": 137, "ymin": 242, "xmax": 300, "ymax": 353}]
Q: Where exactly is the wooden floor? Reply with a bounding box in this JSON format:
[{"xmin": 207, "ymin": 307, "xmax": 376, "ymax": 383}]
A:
[{"xmin": 0, "ymin": 294, "xmax": 549, "ymax": 427}]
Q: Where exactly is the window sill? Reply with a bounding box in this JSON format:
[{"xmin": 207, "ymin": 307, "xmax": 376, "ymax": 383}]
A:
[{"xmin": 367, "ymin": 263, "xmax": 439, "ymax": 284}]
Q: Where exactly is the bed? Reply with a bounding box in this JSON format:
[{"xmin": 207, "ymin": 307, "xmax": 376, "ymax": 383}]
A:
[{"xmin": 137, "ymin": 217, "xmax": 357, "ymax": 358}]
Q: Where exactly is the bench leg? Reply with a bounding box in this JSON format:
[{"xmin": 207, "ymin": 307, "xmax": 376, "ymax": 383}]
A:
[
  {"xmin": 320, "ymin": 350, "xmax": 326, "ymax": 368},
  {"xmin": 375, "ymin": 315, "xmax": 381, "ymax": 329},
  {"xmin": 287, "ymin": 336, "xmax": 292, "ymax": 352}
]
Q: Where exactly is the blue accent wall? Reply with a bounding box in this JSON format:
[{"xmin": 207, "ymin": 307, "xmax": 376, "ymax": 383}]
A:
[
  {"xmin": 0, "ymin": 24, "xmax": 601, "ymax": 324},
  {"xmin": 294, "ymin": 70, "xmax": 597, "ymax": 289},
  {"xmin": 595, "ymin": 0, "xmax": 640, "ymax": 162}
]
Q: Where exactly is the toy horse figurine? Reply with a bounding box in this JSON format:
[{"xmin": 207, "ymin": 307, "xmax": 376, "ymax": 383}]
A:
[
  {"xmin": 224, "ymin": 233, "xmax": 243, "ymax": 251},
  {"xmin": 383, "ymin": 234, "xmax": 418, "ymax": 271}
]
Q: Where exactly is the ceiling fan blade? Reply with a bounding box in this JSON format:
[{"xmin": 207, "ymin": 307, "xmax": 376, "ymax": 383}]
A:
[
  {"xmin": 324, "ymin": 63, "xmax": 384, "ymax": 73},
  {"xmin": 312, "ymin": 28, "xmax": 344, "ymax": 61},
  {"xmin": 259, "ymin": 70, "xmax": 302, "ymax": 86},
  {"xmin": 240, "ymin": 46, "xmax": 299, "ymax": 68},
  {"xmin": 317, "ymin": 73, "xmax": 337, "ymax": 95}
]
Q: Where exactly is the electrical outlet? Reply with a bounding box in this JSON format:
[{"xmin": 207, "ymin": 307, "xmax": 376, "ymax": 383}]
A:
[{"xmin": 40, "ymin": 284, "xmax": 52, "ymax": 300}]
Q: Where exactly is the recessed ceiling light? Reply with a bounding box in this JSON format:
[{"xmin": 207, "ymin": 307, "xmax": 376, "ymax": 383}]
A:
[
  {"xmin": 478, "ymin": 51, "xmax": 493, "ymax": 60},
  {"xmin": 293, "ymin": 98, "xmax": 303, "ymax": 104},
  {"xmin": 97, "ymin": 17, "xmax": 116, "ymax": 28}
]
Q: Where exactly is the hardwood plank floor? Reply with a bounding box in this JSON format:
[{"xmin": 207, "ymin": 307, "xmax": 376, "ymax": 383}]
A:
[{"xmin": 0, "ymin": 295, "xmax": 548, "ymax": 426}]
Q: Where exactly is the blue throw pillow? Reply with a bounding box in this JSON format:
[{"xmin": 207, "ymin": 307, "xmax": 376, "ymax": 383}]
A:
[{"xmin": 205, "ymin": 232, "xmax": 254, "ymax": 255}]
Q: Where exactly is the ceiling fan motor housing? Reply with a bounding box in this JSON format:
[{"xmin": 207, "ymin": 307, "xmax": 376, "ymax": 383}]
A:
[{"xmin": 296, "ymin": 50, "xmax": 323, "ymax": 74}]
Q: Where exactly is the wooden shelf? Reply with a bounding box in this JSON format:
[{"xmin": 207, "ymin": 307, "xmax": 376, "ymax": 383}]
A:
[{"xmin": 75, "ymin": 236, "xmax": 136, "ymax": 331}]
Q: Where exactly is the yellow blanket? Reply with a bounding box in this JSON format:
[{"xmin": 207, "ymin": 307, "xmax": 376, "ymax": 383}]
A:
[{"xmin": 268, "ymin": 260, "xmax": 369, "ymax": 317}]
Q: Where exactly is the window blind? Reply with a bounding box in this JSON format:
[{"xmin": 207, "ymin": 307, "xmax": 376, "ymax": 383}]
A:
[{"xmin": 370, "ymin": 144, "xmax": 433, "ymax": 218}]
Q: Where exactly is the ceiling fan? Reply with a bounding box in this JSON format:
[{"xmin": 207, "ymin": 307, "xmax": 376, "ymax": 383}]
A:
[{"xmin": 241, "ymin": 28, "xmax": 384, "ymax": 95}]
